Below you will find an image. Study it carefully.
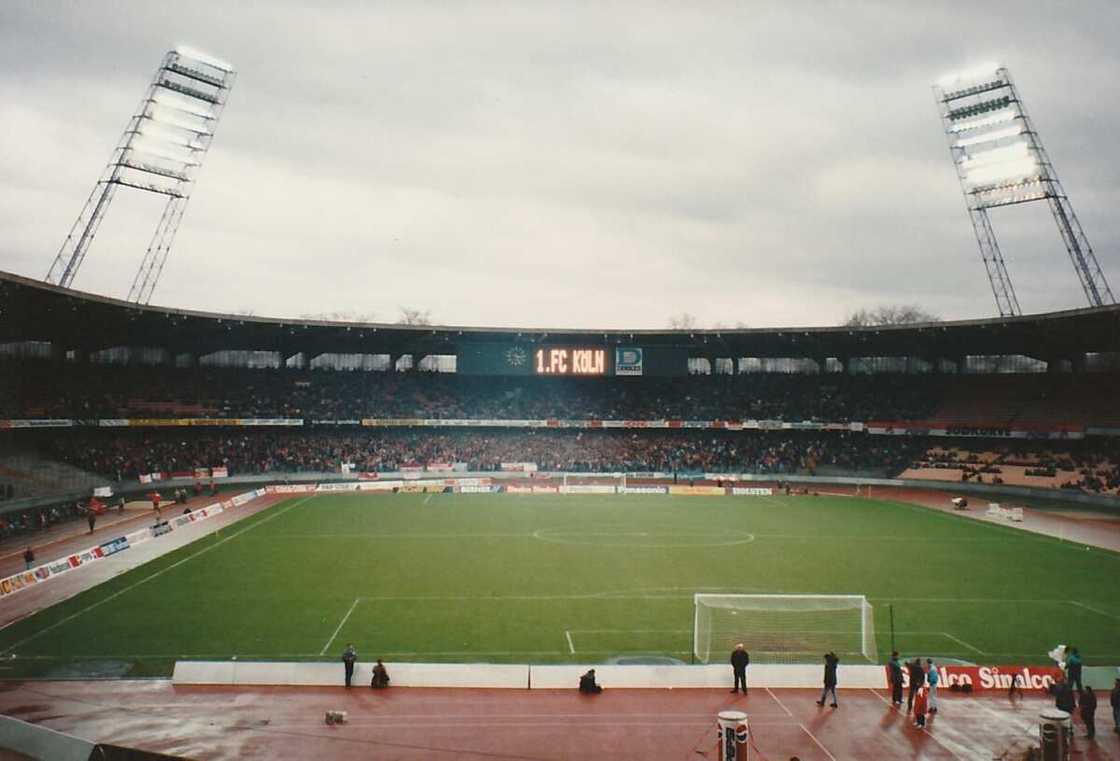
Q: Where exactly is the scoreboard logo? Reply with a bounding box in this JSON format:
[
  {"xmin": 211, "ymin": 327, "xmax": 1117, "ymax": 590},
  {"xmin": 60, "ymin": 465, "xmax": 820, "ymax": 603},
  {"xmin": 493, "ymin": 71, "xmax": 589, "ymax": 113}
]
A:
[{"xmin": 615, "ymin": 347, "xmax": 644, "ymax": 376}]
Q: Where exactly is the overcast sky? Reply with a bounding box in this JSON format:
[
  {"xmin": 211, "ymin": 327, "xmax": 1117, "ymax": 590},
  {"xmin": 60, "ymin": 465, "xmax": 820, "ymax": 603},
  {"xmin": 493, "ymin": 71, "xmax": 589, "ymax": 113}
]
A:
[{"xmin": 1, "ymin": 1, "xmax": 1118, "ymax": 329}]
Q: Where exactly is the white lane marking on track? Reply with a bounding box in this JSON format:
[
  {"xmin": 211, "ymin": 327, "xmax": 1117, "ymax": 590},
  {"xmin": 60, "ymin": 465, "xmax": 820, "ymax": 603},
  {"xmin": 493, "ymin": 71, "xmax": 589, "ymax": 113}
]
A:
[
  {"xmin": 765, "ymin": 687, "xmax": 793, "ymax": 717},
  {"xmin": 940, "ymin": 631, "xmax": 986, "ymax": 655},
  {"xmin": 321, "ymin": 598, "xmax": 361, "ymax": 655},
  {"xmin": 866, "ymin": 688, "xmax": 970, "ymax": 761},
  {"xmin": 565, "ymin": 630, "xmax": 575, "ymax": 654},
  {"xmin": 798, "ymin": 723, "xmax": 838, "ymax": 761},
  {"xmin": 2, "ymin": 495, "xmax": 317, "ymax": 655},
  {"xmin": 968, "ymin": 696, "xmax": 1038, "ymax": 738}
]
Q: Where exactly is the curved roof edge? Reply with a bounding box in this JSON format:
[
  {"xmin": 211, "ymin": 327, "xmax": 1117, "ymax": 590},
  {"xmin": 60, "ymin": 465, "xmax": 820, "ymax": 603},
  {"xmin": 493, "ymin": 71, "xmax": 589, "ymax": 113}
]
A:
[{"xmin": 1, "ymin": 269, "xmax": 1118, "ymax": 358}]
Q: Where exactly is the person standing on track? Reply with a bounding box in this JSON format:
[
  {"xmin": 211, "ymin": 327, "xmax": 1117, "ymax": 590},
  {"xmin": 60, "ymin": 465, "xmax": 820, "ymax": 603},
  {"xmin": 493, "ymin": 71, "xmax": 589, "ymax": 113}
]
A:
[
  {"xmin": 926, "ymin": 659, "xmax": 939, "ymax": 714},
  {"xmin": 1109, "ymin": 679, "xmax": 1120, "ymax": 734},
  {"xmin": 1066, "ymin": 647, "xmax": 1084, "ymax": 693},
  {"xmin": 888, "ymin": 651, "xmax": 904, "ymax": 707},
  {"xmin": 913, "ymin": 685, "xmax": 929, "ymax": 728},
  {"xmin": 730, "ymin": 643, "xmax": 750, "ymax": 694},
  {"xmin": 1081, "ymin": 687, "xmax": 1097, "ymax": 740},
  {"xmin": 87, "ymin": 508, "xmax": 96, "ymax": 534},
  {"xmin": 23, "ymin": 546, "xmax": 34, "ymax": 570},
  {"xmin": 907, "ymin": 658, "xmax": 925, "ymax": 713},
  {"xmin": 816, "ymin": 651, "xmax": 839, "ymax": 707},
  {"xmin": 342, "ymin": 643, "xmax": 357, "ymax": 688}
]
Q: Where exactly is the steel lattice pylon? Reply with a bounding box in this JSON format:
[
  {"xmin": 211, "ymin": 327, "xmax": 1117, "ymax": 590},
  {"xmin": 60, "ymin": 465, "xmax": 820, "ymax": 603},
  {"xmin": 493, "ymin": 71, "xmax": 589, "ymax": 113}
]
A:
[
  {"xmin": 45, "ymin": 47, "xmax": 236, "ymax": 303},
  {"xmin": 933, "ymin": 65, "xmax": 1115, "ymax": 316}
]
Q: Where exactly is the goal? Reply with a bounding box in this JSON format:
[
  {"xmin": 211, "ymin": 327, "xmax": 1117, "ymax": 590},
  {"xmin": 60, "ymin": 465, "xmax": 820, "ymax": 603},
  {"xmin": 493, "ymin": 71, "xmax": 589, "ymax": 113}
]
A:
[{"xmin": 693, "ymin": 594, "xmax": 877, "ymax": 664}]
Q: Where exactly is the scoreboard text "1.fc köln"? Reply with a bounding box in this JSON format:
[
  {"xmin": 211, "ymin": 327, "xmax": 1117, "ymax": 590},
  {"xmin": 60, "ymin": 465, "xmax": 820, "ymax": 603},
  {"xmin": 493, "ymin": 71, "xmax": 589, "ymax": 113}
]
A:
[{"xmin": 533, "ymin": 348, "xmax": 607, "ymax": 375}]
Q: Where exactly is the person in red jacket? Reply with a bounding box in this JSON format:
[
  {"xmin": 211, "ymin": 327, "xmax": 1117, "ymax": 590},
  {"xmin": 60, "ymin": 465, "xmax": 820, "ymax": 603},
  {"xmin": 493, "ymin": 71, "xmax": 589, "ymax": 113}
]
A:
[{"xmin": 913, "ymin": 686, "xmax": 929, "ymax": 728}]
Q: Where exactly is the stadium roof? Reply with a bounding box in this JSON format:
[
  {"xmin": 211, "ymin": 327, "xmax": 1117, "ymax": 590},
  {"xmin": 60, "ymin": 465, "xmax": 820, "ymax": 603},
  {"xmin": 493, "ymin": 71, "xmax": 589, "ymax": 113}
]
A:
[{"xmin": 1, "ymin": 269, "xmax": 1118, "ymax": 361}]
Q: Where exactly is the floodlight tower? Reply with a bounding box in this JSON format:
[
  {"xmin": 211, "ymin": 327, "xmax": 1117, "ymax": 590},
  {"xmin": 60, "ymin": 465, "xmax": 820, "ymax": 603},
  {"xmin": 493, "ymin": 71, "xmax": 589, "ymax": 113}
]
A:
[
  {"xmin": 45, "ymin": 47, "xmax": 236, "ymax": 303},
  {"xmin": 933, "ymin": 64, "xmax": 1115, "ymax": 316}
]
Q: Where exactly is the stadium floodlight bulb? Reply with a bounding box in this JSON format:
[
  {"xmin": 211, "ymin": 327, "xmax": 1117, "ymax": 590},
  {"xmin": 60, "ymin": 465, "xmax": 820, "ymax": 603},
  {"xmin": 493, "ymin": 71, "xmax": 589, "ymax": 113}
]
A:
[
  {"xmin": 937, "ymin": 62, "xmax": 1001, "ymax": 89},
  {"xmin": 174, "ymin": 44, "xmax": 235, "ymax": 73},
  {"xmin": 954, "ymin": 124, "xmax": 1024, "ymax": 149},
  {"xmin": 145, "ymin": 108, "xmax": 213, "ymax": 136},
  {"xmin": 151, "ymin": 90, "xmax": 215, "ymax": 120},
  {"xmin": 958, "ymin": 140, "xmax": 1030, "ymax": 169},
  {"xmin": 948, "ymin": 109, "xmax": 1018, "ymax": 134},
  {"xmin": 963, "ymin": 157, "xmax": 1038, "ymax": 186},
  {"xmin": 138, "ymin": 120, "xmax": 196, "ymax": 144},
  {"xmin": 128, "ymin": 138, "xmax": 201, "ymax": 166}
]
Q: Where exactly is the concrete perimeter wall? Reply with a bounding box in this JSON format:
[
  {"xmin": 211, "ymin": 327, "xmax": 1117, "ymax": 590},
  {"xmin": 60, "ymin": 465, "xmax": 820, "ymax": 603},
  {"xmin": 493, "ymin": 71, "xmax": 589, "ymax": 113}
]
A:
[{"xmin": 172, "ymin": 660, "xmax": 888, "ymax": 690}]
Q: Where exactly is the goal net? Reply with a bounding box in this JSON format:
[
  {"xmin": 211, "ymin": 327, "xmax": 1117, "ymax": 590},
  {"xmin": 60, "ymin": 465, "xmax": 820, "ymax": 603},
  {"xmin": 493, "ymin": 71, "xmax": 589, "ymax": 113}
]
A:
[{"xmin": 693, "ymin": 594, "xmax": 877, "ymax": 664}]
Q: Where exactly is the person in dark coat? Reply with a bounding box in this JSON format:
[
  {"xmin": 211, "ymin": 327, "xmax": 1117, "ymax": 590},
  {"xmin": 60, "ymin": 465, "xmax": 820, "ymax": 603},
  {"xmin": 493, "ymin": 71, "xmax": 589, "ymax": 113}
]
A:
[
  {"xmin": 888, "ymin": 651, "xmax": 904, "ymax": 706},
  {"xmin": 1081, "ymin": 687, "xmax": 1097, "ymax": 739},
  {"xmin": 23, "ymin": 546, "xmax": 34, "ymax": 570},
  {"xmin": 1066, "ymin": 647, "xmax": 1084, "ymax": 692},
  {"xmin": 730, "ymin": 643, "xmax": 750, "ymax": 694},
  {"xmin": 370, "ymin": 659, "xmax": 390, "ymax": 688},
  {"xmin": 341, "ymin": 643, "xmax": 357, "ymax": 688},
  {"xmin": 816, "ymin": 651, "xmax": 839, "ymax": 707},
  {"xmin": 1051, "ymin": 675, "xmax": 1076, "ymax": 713},
  {"xmin": 906, "ymin": 658, "xmax": 926, "ymax": 713},
  {"xmin": 579, "ymin": 669, "xmax": 602, "ymax": 694},
  {"xmin": 1111, "ymin": 679, "xmax": 1120, "ymax": 734},
  {"xmin": 87, "ymin": 510, "xmax": 96, "ymax": 534}
]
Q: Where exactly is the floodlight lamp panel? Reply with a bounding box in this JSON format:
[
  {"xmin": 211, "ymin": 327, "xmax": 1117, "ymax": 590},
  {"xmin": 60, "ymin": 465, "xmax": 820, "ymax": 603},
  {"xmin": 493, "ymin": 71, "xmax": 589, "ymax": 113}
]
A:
[
  {"xmin": 963, "ymin": 158, "xmax": 1039, "ymax": 186},
  {"xmin": 145, "ymin": 109, "xmax": 213, "ymax": 136},
  {"xmin": 954, "ymin": 124, "xmax": 1024, "ymax": 149},
  {"xmin": 173, "ymin": 45, "xmax": 235, "ymax": 74},
  {"xmin": 151, "ymin": 90, "xmax": 216, "ymax": 120},
  {"xmin": 937, "ymin": 61, "xmax": 1002, "ymax": 89},
  {"xmin": 948, "ymin": 109, "xmax": 1019, "ymax": 134}
]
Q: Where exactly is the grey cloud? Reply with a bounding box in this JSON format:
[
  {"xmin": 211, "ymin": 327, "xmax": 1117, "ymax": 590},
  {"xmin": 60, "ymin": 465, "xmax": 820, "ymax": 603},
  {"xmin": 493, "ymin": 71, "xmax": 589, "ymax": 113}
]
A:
[{"xmin": 1, "ymin": 0, "xmax": 1117, "ymax": 328}]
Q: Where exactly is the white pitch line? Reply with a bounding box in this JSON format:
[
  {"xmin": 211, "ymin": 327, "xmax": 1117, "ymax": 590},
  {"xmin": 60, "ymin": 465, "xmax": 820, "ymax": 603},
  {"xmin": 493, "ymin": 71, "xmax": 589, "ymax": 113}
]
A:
[
  {"xmin": 941, "ymin": 631, "xmax": 986, "ymax": 655},
  {"xmin": 568, "ymin": 629, "xmax": 691, "ymax": 634},
  {"xmin": 2, "ymin": 495, "xmax": 316, "ymax": 655},
  {"xmin": 1070, "ymin": 600, "xmax": 1120, "ymax": 621},
  {"xmin": 423, "ymin": 494, "xmax": 433, "ymax": 505},
  {"xmin": 320, "ymin": 598, "xmax": 361, "ymax": 655},
  {"xmin": 565, "ymin": 630, "xmax": 575, "ymax": 655},
  {"xmin": 797, "ymin": 723, "xmax": 838, "ymax": 761},
  {"xmin": 765, "ymin": 687, "xmax": 793, "ymax": 717}
]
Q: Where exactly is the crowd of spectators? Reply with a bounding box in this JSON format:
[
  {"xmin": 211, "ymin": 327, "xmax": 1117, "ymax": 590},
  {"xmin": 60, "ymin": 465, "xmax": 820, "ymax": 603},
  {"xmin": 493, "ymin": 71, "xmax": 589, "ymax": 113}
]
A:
[
  {"xmin": 37, "ymin": 429, "xmax": 929, "ymax": 481},
  {"xmin": 0, "ymin": 500, "xmax": 84, "ymax": 541},
  {"xmin": 1, "ymin": 360, "xmax": 941, "ymax": 423},
  {"xmin": 908, "ymin": 440, "xmax": 1120, "ymax": 494}
]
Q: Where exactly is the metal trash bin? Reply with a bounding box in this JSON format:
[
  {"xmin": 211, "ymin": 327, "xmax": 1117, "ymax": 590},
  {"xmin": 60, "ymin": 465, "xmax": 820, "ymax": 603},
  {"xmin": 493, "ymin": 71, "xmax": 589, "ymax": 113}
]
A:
[{"xmin": 1039, "ymin": 708, "xmax": 1071, "ymax": 761}]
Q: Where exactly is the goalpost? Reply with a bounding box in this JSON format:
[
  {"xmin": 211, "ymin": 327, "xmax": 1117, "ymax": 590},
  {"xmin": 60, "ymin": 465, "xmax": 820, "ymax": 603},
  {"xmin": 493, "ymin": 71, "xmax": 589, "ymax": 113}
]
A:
[{"xmin": 693, "ymin": 594, "xmax": 877, "ymax": 664}]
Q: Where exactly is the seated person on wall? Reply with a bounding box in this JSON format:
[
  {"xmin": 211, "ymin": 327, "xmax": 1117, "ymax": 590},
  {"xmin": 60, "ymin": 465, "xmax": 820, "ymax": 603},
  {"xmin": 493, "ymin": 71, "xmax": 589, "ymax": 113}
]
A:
[
  {"xmin": 371, "ymin": 659, "xmax": 390, "ymax": 688},
  {"xmin": 579, "ymin": 668, "xmax": 603, "ymax": 694}
]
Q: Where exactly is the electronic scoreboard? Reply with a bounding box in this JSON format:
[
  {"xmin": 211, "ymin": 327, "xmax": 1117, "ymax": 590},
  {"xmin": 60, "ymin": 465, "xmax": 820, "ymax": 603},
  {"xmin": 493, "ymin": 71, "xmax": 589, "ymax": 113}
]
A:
[{"xmin": 458, "ymin": 344, "xmax": 685, "ymax": 377}]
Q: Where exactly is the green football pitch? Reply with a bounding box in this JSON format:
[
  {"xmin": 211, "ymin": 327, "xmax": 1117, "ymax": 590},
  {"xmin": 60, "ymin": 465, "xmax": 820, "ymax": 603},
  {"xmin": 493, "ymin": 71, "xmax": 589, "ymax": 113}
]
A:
[{"xmin": 3, "ymin": 492, "xmax": 1119, "ymax": 678}]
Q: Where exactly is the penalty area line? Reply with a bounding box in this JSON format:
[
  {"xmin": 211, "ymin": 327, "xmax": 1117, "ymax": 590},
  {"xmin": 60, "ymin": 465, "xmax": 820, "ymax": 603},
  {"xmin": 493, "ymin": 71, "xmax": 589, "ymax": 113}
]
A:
[
  {"xmin": 1069, "ymin": 600, "xmax": 1120, "ymax": 621},
  {"xmin": 321, "ymin": 598, "xmax": 362, "ymax": 655},
  {"xmin": 940, "ymin": 631, "xmax": 986, "ymax": 655},
  {"xmin": 565, "ymin": 630, "xmax": 575, "ymax": 655}
]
